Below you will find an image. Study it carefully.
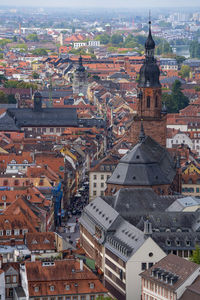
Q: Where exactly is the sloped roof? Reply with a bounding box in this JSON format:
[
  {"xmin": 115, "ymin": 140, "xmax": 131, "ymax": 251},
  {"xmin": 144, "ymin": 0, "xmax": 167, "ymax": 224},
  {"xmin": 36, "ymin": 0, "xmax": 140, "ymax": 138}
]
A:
[
  {"xmin": 107, "ymin": 135, "xmax": 176, "ymax": 186},
  {"xmin": 141, "ymin": 254, "xmax": 199, "ymax": 291},
  {"xmin": 6, "ymin": 108, "xmax": 78, "ymax": 127}
]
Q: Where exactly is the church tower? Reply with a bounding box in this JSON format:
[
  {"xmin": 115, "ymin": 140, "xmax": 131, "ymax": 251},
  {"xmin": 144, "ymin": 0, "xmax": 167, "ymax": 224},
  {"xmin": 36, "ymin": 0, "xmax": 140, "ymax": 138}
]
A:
[
  {"xmin": 129, "ymin": 21, "xmax": 167, "ymax": 147},
  {"xmin": 73, "ymin": 56, "xmax": 88, "ymax": 97}
]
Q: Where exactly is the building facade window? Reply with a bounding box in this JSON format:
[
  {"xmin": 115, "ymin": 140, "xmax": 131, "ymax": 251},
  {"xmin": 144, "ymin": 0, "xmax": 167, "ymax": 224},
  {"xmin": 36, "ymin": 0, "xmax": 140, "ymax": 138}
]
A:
[
  {"xmin": 93, "ymin": 175, "xmax": 97, "ymax": 180},
  {"xmin": 155, "ymin": 95, "xmax": 158, "ymax": 107},
  {"xmin": 14, "ymin": 229, "xmax": 20, "ymax": 235},
  {"xmin": 141, "ymin": 262, "xmax": 147, "ymax": 270},
  {"xmin": 147, "ymin": 96, "xmax": 151, "ymax": 108},
  {"xmin": 6, "ymin": 276, "xmax": 10, "ymax": 283}
]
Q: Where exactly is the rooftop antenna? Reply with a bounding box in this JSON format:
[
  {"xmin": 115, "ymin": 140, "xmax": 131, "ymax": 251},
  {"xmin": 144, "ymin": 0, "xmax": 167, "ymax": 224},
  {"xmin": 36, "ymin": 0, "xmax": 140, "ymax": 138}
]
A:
[{"xmin": 149, "ymin": 10, "xmax": 151, "ymax": 25}]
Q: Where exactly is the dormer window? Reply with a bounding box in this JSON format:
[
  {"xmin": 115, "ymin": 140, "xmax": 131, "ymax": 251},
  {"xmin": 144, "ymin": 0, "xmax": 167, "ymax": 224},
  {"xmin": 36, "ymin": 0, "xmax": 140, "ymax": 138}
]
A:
[
  {"xmin": 186, "ymin": 240, "xmax": 190, "ymax": 246},
  {"xmin": 50, "ymin": 285, "xmax": 54, "ymax": 291},
  {"xmin": 2, "ymin": 195, "xmax": 6, "ymax": 201},
  {"xmin": 65, "ymin": 284, "xmax": 70, "ymax": 290},
  {"xmin": 14, "ymin": 229, "xmax": 20, "ymax": 235},
  {"xmin": 166, "ymin": 239, "xmax": 171, "ymax": 246},
  {"xmin": 31, "ymin": 240, "xmax": 37, "ymax": 244},
  {"xmin": 23, "ymin": 160, "xmax": 28, "ymax": 164},
  {"xmin": 34, "ymin": 286, "xmax": 39, "ymax": 292},
  {"xmin": 6, "ymin": 230, "xmax": 11, "ymax": 236},
  {"xmin": 176, "ymin": 239, "xmax": 180, "ymax": 246},
  {"xmin": 90, "ymin": 283, "xmax": 94, "ymax": 289},
  {"xmin": 11, "ymin": 160, "xmax": 16, "ymax": 164}
]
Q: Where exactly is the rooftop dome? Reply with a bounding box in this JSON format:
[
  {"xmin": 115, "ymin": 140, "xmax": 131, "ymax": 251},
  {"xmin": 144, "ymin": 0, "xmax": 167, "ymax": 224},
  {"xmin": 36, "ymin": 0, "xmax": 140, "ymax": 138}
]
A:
[{"xmin": 139, "ymin": 61, "xmax": 161, "ymax": 88}]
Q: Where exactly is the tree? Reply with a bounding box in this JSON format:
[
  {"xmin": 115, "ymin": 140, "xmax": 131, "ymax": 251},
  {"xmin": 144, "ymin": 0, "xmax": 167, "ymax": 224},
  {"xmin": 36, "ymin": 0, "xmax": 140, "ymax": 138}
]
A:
[
  {"xmin": 190, "ymin": 41, "xmax": 200, "ymax": 59},
  {"xmin": 27, "ymin": 33, "xmax": 39, "ymax": 42},
  {"xmin": 32, "ymin": 72, "xmax": 39, "ymax": 79},
  {"xmin": 12, "ymin": 36, "xmax": 17, "ymax": 42},
  {"xmin": 111, "ymin": 34, "xmax": 123, "ymax": 46},
  {"xmin": 0, "ymin": 91, "xmax": 8, "ymax": 103},
  {"xmin": 179, "ymin": 65, "xmax": 191, "ymax": 79},
  {"xmin": 155, "ymin": 41, "xmax": 172, "ymax": 55},
  {"xmin": 162, "ymin": 80, "xmax": 189, "ymax": 113},
  {"xmin": 0, "ymin": 74, "xmax": 7, "ymax": 84},
  {"xmin": 4, "ymin": 80, "xmax": 37, "ymax": 90},
  {"xmin": 195, "ymin": 86, "xmax": 200, "ymax": 91},
  {"xmin": 175, "ymin": 55, "xmax": 186, "ymax": 66},
  {"xmin": 95, "ymin": 33, "xmax": 110, "ymax": 45},
  {"xmin": 190, "ymin": 245, "xmax": 200, "ymax": 264},
  {"xmin": 31, "ymin": 48, "xmax": 48, "ymax": 56},
  {"xmin": 0, "ymin": 39, "xmax": 11, "ymax": 47}
]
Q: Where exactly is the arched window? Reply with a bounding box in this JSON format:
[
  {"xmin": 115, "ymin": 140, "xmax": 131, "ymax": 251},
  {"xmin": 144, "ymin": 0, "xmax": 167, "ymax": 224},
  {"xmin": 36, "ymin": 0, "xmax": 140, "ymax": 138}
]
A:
[
  {"xmin": 147, "ymin": 96, "xmax": 150, "ymax": 108},
  {"xmin": 155, "ymin": 95, "xmax": 158, "ymax": 107}
]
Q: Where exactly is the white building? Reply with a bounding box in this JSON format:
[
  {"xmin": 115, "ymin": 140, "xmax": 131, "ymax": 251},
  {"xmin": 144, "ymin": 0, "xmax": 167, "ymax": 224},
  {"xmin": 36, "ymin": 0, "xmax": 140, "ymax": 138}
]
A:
[
  {"xmin": 73, "ymin": 42, "xmax": 87, "ymax": 49},
  {"xmin": 167, "ymin": 132, "xmax": 193, "ymax": 149},
  {"xmin": 88, "ymin": 40, "xmax": 100, "ymax": 47},
  {"xmin": 0, "ymin": 266, "xmax": 5, "ymax": 300}
]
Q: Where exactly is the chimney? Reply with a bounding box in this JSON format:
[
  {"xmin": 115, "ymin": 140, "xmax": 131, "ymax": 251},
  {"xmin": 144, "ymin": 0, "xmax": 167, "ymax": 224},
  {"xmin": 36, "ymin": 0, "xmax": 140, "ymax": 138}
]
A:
[
  {"xmin": 144, "ymin": 220, "xmax": 152, "ymax": 235},
  {"xmin": 80, "ymin": 259, "xmax": 83, "ymax": 271}
]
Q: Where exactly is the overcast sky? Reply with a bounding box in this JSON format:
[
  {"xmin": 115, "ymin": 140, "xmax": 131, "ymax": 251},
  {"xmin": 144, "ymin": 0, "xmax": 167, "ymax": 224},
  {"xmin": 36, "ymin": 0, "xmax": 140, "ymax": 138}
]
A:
[{"xmin": 1, "ymin": 0, "xmax": 200, "ymax": 8}]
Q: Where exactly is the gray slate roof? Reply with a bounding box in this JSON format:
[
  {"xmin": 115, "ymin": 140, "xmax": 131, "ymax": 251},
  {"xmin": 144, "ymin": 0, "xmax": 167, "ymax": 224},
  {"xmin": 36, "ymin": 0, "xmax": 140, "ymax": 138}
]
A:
[
  {"xmin": 0, "ymin": 112, "xmax": 20, "ymax": 131},
  {"xmin": 103, "ymin": 188, "xmax": 178, "ymax": 213},
  {"xmin": 80, "ymin": 197, "xmax": 148, "ymax": 261},
  {"xmin": 107, "ymin": 135, "xmax": 176, "ymax": 186},
  {"xmin": 5, "ymin": 107, "xmax": 78, "ymax": 127}
]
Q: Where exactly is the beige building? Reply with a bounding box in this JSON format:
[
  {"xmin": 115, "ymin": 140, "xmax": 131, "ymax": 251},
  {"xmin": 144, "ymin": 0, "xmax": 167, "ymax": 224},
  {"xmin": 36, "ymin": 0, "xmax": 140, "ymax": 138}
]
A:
[{"xmin": 89, "ymin": 155, "xmax": 117, "ymax": 201}]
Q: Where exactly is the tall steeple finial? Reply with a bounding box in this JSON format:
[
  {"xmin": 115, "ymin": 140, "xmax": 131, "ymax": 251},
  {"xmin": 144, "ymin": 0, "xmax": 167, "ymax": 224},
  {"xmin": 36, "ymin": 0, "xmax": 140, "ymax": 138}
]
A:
[
  {"xmin": 149, "ymin": 10, "xmax": 151, "ymax": 26},
  {"xmin": 139, "ymin": 119, "xmax": 146, "ymax": 143},
  {"xmin": 145, "ymin": 12, "xmax": 155, "ymax": 53}
]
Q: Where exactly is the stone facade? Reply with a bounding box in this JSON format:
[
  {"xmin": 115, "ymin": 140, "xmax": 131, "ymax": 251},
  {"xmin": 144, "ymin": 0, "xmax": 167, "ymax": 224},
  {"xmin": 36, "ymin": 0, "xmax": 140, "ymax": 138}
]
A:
[{"xmin": 129, "ymin": 115, "xmax": 167, "ymax": 148}]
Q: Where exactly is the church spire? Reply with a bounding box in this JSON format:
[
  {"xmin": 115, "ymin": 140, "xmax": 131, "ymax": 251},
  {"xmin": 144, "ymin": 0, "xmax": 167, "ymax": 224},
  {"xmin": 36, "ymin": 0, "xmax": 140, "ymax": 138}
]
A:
[
  {"xmin": 139, "ymin": 120, "xmax": 146, "ymax": 143},
  {"xmin": 145, "ymin": 14, "xmax": 155, "ymax": 59},
  {"xmin": 76, "ymin": 55, "xmax": 85, "ymax": 72},
  {"xmin": 138, "ymin": 18, "xmax": 161, "ymax": 89}
]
